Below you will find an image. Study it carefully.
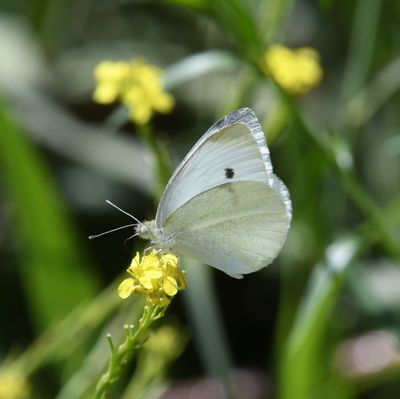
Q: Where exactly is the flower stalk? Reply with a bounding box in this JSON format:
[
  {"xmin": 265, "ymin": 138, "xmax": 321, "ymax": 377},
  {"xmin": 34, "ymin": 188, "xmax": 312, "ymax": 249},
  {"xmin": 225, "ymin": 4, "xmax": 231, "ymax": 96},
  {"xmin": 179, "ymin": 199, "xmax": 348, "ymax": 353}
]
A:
[
  {"xmin": 137, "ymin": 123, "xmax": 173, "ymax": 200},
  {"xmin": 94, "ymin": 304, "xmax": 166, "ymax": 399},
  {"xmin": 95, "ymin": 251, "xmax": 186, "ymax": 398}
]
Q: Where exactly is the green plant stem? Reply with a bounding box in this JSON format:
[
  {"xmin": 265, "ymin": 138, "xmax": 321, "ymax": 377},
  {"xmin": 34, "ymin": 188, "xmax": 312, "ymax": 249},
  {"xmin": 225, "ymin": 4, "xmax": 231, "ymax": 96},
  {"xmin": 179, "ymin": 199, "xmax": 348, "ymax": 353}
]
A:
[
  {"xmin": 137, "ymin": 123, "xmax": 172, "ymax": 200},
  {"xmin": 257, "ymin": 0, "xmax": 295, "ymax": 43},
  {"xmin": 280, "ymin": 235, "xmax": 361, "ymax": 399},
  {"xmin": 339, "ymin": 0, "xmax": 382, "ymax": 108},
  {"xmin": 94, "ymin": 304, "xmax": 166, "ymax": 399}
]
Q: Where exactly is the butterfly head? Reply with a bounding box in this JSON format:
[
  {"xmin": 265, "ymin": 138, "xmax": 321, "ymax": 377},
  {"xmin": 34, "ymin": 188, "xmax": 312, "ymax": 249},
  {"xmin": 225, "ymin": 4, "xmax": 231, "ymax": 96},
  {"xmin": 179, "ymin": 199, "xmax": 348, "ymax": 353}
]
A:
[
  {"xmin": 135, "ymin": 220, "xmax": 156, "ymax": 240},
  {"xmin": 136, "ymin": 220, "xmax": 176, "ymax": 252}
]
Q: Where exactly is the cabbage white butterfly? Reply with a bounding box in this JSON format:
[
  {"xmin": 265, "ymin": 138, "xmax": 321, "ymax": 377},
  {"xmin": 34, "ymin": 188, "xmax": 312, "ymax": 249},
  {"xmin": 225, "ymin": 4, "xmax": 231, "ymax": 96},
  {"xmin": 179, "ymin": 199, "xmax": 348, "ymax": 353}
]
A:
[{"xmin": 136, "ymin": 108, "xmax": 292, "ymax": 278}]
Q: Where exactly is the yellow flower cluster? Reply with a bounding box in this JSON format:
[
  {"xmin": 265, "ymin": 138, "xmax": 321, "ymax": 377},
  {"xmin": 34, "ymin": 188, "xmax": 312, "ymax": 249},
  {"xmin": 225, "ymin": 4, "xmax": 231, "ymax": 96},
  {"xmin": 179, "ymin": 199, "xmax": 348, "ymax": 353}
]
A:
[
  {"xmin": 118, "ymin": 251, "xmax": 186, "ymax": 307},
  {"xmin": 93, "ymin": 58, "xmax": 174, "ymax": 125},
  {"xmin": 263, "ymin": 45, "xmax": 323, "ymax": 94}
]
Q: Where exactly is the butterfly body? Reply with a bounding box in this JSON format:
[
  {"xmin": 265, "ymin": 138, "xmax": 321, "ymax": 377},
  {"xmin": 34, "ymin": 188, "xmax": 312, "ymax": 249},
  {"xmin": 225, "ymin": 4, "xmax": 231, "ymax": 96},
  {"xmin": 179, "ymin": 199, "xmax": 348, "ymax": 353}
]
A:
[{"xmin": 137, "ymin": 108, "xmax": 292, "ymax": 278}]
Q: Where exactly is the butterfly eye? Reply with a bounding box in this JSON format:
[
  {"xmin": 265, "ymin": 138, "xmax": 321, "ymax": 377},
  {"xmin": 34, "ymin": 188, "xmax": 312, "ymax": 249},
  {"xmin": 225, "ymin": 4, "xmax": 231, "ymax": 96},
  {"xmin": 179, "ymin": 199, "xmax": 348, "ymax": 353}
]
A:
[{"xmin": 224, "ymin": 167, "xmax": 235, "ymax": 179}]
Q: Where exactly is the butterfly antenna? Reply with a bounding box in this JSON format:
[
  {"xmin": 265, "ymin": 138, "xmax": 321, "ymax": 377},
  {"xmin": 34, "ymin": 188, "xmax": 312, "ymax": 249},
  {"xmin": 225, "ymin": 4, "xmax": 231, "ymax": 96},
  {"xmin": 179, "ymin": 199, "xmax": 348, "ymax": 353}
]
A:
[
  {"xmin": 89, "ymin": 224, "xmax": 136, "ymax": 240},
  {"xmin": 88, "ymin": 200, "xmax": 143, "ymax": 240},
  {"xmin": 105, "ymin": 200, "xmax": 143, "ymax": 225}
]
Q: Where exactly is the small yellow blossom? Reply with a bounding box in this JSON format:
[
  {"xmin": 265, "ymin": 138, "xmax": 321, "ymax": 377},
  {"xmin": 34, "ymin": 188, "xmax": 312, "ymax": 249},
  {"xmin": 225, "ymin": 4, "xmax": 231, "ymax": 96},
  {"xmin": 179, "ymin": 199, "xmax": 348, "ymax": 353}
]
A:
[
  {"xmin": 0, "ymin": 368, "xmax": 30, "ymax": 399},
  {"xmin": 93, "ymin": 58, "xmax": 174, "ymax": 125},
  {"xmin": 118, "ymin": 251, "xmax": 186, "ymax": 307},
  {"xmin": 263, "ymin": 45, "xmax": 323, "ymax": 94}
]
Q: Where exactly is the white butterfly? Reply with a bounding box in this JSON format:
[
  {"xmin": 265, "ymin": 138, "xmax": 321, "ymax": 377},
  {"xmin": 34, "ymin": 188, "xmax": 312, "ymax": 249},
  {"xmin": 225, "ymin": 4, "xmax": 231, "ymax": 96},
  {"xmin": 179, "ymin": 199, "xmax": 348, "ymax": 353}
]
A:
[{"xmin": 135, "ymin": 108, "xmax": 292, "ymax": 278}]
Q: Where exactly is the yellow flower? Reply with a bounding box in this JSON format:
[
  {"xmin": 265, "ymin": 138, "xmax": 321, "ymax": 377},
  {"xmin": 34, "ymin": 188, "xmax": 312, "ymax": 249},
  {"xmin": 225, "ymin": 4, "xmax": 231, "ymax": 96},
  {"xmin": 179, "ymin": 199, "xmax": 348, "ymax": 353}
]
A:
[
  {"xmin": 263, "ymin": 45, "xmax": 323, "ymax": 94},
  {"xmin": 93, "ymin": 61, "xmax": 130, "ymax": 103},
  {"xmin": 118, "ymin": 251, "xmax": 186, "ymax": 307},
  {"xmin": 0, "ymin": 368, "xmax": 30, "ymax": 399},
  {"xmin": 93, "ymin": 58, "xmax": 174, "ymax": 125}
]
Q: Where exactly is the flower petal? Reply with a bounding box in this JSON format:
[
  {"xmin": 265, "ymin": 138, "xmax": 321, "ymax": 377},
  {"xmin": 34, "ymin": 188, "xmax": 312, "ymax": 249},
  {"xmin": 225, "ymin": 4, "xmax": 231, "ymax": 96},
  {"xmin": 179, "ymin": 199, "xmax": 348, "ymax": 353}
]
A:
[
  {"xmin": 163, "ymin": 276, "xmax": 178, "ymax": 296},
  {"xmin": 139, "ymin": 276, "xmax": 156, "ymax": 290},
  {"xmin": 118, "ymin": 278, "xmax": 135, "ymax": 299}
]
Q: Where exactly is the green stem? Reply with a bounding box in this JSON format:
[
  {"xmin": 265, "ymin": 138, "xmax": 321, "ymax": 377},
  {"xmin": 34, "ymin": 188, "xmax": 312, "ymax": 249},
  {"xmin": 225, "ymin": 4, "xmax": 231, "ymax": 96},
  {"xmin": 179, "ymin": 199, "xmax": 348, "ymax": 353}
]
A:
[
  {"xmin": 257, "ymin": 0, "xmax": 295, "ymax": 43},
  {"xmin": 94, "ymin": 116, "xmax": 174, "ymax": 399},
  {"xmin": 94, "ymin": 305, "xmax": 165, "ymax": 399},
  {"xmin": 137, "ymin": 123, "xmax": 172, "ymax": 200},
  {"xmin": 339, "ymin": 0, "xmax": 382, "ymax": 108}
]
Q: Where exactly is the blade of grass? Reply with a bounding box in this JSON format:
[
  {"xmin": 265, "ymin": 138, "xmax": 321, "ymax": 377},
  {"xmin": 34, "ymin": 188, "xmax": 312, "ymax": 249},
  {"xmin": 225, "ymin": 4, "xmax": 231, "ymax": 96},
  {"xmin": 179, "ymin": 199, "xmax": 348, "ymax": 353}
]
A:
[
  {"xmin": 165, "ymin": 50, "xmax": 240, "ymax": 90},
  {"xmin": 280, "ymin": 235, "xmax": 362, "ymax": 399},
  {"xmin": 257, "ymin": 0, "xmax": 295, "ymax": 43},
  {"xmin": 0, "ymin": 93, "xmax": 99, "ymax": 329},
  {"xmin": 338, "ymin": 0, "xmax": 382, "ymax": 126},
  {"xmin": 345, "ymin": 56, "xmax": 400, "ymax": 127}
]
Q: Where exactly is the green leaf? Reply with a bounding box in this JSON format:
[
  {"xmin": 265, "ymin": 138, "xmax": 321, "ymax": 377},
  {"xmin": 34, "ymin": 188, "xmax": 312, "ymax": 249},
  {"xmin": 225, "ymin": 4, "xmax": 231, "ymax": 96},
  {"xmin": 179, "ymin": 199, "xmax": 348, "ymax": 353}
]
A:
[
  {"xmin": 338, "ymin": 0, "xmax": 383, "ymax": 120},
  {"xmin": 0, "ymin": 93, "xmax": 99, "ymax": 329},
  {"xmin": 165, "ymin": 50, "xmax": 240, "ymax": 90},
  {"xmin": 345, "ymin": 56, "xmax": 400, "ymax": 127},
  {"xmin": 280, "ymin": 235, "xmax": 361, "ymax": 399}
]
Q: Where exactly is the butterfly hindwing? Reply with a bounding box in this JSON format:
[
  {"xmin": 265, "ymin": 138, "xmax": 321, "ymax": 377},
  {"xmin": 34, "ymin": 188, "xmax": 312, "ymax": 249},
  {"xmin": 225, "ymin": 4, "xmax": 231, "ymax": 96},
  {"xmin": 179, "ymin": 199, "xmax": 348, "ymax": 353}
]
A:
[{"xmin": 163, "ymin": 181, "xmax": 290, "ymax": 277}]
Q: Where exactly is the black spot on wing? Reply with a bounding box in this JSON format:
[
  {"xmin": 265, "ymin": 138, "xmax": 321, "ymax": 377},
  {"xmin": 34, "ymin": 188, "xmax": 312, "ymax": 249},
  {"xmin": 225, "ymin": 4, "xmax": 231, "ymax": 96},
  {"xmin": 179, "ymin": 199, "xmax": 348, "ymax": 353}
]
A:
[{"xmin": 225, "ymin": 167, "xmax": 235, "ymax": 179}]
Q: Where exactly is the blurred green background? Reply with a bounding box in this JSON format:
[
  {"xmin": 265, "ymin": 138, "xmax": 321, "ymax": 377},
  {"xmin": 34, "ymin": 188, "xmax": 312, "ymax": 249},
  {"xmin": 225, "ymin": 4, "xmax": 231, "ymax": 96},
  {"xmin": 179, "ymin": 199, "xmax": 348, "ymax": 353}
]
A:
[{"xmin": 1, "ymin": 0, "xmax": 400, "ymax": 398}]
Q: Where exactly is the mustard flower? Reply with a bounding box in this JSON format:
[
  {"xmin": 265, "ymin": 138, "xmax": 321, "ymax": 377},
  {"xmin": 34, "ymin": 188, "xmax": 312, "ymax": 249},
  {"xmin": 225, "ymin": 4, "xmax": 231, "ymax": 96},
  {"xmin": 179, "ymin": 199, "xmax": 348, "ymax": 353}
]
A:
[
  {"xmin": 93, "ymin": 58, "xmax": 174, "ymax": 125},
  {"xmin": 118, "ymin": 251, "xmax": 186, "ymax": 307},
  {"xmin": 263, "ymin": 45, "xmax": 323, "ymax": 94},
  {"xmin": 0, "ymin": 368, "xmax": 30, "ymax": 399}
]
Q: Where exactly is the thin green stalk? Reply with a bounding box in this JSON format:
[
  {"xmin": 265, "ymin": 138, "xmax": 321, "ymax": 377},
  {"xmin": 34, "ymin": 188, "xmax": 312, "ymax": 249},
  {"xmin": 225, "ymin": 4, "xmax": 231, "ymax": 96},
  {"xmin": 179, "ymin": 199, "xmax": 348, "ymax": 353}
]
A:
[
  {"xmin": 280, "ymin": 235, "xmax": 362, "ymax": 399},
  {"xmin": 337, "ymin": 0, "xmax": 382, "ymax": 133},
  {"xmin": 339, "ymin": 0, "xmax": 382, "ymax": 105},
  {"xmin": 137, "ymin": 123, "xmax": 173, "ymax": 200},
  {"xmin": 278, "ymin": 89, "xmax": 400, "ymax": 261},
  {"xmin": 121, "ymin": 324, "xmax": 188, "ymax": 398},
  {"xmin": 257, "ymin": 0, "xmax": 295, "ymax": 43},
  {"xmin": 94, "ymin": 304, "xmax": 166, "ymax": 399},
  {"xmin": 345, "ymin": 55, "xmax": 400, "ymax": 127}
]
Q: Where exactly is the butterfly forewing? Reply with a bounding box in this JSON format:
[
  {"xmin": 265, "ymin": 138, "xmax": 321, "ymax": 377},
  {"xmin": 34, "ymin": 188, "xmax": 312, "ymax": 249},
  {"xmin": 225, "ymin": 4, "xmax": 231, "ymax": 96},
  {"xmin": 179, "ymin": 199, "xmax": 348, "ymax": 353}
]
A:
[{"xmin": 155, "ymin": 108, "xmax": 287, "ymax": 226}]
